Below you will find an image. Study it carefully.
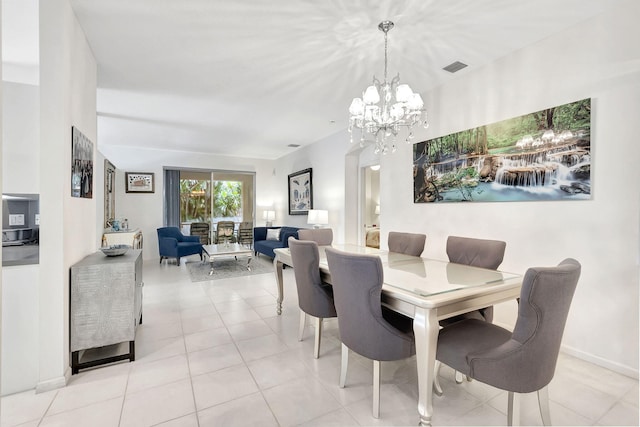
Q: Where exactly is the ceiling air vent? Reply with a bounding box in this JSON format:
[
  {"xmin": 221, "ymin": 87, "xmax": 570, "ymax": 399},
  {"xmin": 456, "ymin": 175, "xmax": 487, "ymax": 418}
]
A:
[
  {"xmin": 288, "ymin": 144, "xmax": 301, "ymax": 148},
  {"xmin": 443, "ymin": 61, "xmax": 468, "ymax": 73}
]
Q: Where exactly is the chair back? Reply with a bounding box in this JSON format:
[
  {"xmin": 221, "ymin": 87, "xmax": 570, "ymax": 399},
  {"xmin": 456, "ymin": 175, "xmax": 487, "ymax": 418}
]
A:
[
  {"xmin": 325, "ymin": 248, "xmax": 415, "ymax": 361},
  {"xmin": 190, "ymin": 222, "xmax": 210, "ymax": 244},
  {"xmin": 388, "ymin": 231, "xmax": 426, "ymax": 256},
  {"xmin": 298, "ymin": 228, "xmax": 333, "ymax": 246},
  {"xmin": 157, "ymin": 227, "xmax": 185, "ymax": 241},
  {"xmin": 470, "ymin": 258, "xmax": 581, "ymax": 392},
  {"xmin": 237, "ymin": 222, "xmax": 253, "ymax": 246},
  {"xmin": 445, "ymin": 236, "xmax": 506, "ymax": 323},
  {"xmin": 288, "ymin": 238, "xmax": 337, "ymax": 318},
  {"xmin": 446, "ymin": 236, "xmax": 506, "ymax": 269},
  {"xmin": 216, "ymin": 221, "xmax": 236, "ymax": 243}
]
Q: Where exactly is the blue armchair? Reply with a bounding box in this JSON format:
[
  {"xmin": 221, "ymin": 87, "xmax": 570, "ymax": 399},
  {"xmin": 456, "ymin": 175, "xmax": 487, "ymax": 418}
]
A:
[{"xmin": 157, "ymin": 227, "xmax": 203, "ymax": 266}]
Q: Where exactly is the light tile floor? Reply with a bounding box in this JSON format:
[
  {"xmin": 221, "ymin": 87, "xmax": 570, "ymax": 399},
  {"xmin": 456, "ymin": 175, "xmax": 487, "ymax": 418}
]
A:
[{"xmin": 2, "ymin": 257, "xmax": 638, "ymax": 426}]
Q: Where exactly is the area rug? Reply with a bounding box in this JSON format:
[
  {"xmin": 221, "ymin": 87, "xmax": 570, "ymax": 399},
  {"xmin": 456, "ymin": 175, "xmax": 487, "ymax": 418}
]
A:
[{"xmin": 187, "ymin": 255, "xmax": 274, "ymax": 282}]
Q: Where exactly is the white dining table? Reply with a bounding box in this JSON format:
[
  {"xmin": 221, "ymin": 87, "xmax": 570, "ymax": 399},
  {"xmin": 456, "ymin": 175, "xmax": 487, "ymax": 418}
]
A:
[{"xmin": 273, "ymin": 243, "xmax": 522, "ymax": 426}]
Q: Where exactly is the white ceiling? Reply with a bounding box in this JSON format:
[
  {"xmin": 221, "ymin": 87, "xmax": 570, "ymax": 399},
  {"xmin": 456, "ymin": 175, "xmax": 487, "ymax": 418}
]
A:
[{"xmin": 2, "ymin": 0, "xmax": 626, "ymax": 159}]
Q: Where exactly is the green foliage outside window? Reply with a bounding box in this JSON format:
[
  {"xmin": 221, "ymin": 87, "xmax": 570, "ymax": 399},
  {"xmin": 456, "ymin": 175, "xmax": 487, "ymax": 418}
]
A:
[
  {"xmin": 213, "ymin": 181, "xmax": 241, "ymax": 217},
  {"xmin": 180, "ymin": 179, "xmax": 242, "ymax": 223}
]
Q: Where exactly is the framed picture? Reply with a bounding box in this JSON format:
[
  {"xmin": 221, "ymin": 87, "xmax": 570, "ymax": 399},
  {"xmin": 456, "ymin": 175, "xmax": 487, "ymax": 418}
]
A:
[
  {"xmin": 71, "ymin": 126, "xmax": 93, "ymax": 198},
  {"xmin": 288, "ymin": 168, "xmax": 313, "ymax": 215},
  {"xmin": 125, "ymin": 172, "xmax": 155, "ymax": 193},
  {"xmin": 413, "ymin": 98, "xmax": 591, "ymax": 203}
]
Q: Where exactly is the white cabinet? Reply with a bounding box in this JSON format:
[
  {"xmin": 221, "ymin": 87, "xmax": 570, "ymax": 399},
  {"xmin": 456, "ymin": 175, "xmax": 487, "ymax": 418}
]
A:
[{"xmin": 70, "ymin": 249, "xmax": 142, "ymax": 374}]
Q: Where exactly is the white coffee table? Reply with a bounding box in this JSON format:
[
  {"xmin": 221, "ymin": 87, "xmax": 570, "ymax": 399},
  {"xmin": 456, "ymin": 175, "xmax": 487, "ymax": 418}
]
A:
[{"xmin": 201, "ymin": 243, "xmax": 253, "ymax": 275}]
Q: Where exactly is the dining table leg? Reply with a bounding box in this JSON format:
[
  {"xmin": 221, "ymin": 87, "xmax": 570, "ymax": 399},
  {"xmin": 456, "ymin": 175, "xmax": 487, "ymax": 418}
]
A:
[
  {"xmin": 273, "ymin": 257, "xmax": 284, "ymax": 315},
  {"xmin": 414, "ymin": 307, "xmax": 439, "ymax": 426}
]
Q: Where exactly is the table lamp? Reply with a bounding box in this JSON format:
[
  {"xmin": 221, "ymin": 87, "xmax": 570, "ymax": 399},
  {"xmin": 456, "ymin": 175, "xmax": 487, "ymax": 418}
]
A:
[
  {"xmin": 263, "ymin": 210, "xmax": 275, "ymax": 227},
  {"xmin": 307, "ymin": 209, "xmax": 328, "ymax": 229}
]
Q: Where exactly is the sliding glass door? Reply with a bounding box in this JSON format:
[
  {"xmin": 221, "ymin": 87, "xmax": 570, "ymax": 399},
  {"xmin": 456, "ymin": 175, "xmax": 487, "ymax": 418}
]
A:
[{"xmin": 166, "ymin": 169, "xmax": 255, "ymax": 239}]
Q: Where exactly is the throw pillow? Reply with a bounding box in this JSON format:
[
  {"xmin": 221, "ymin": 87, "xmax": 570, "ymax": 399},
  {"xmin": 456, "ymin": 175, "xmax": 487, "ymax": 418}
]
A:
[{"xmin": 266, "ymin": 228, "xmax": 281, "ymax": 241}]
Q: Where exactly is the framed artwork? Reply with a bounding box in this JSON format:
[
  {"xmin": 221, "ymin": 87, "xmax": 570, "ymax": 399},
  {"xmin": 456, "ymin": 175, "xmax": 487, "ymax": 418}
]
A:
[
  {"xmin": 71, "ymin": 126, "xmax": 93, "ymax": 198},
  {"xmin": 288, "ymin": 168, "xmax": 313, "ymax": 215},
  {"xmin": 125, "ymin": 172, "xmax": 155, "ymax": 193},
  {"xmin": 413, "ymin": 98, "xmax": 591, "ymax": 203},
  {"xmin": 104, "ymin": 159, "xmax": 116, "ymax": 226}
]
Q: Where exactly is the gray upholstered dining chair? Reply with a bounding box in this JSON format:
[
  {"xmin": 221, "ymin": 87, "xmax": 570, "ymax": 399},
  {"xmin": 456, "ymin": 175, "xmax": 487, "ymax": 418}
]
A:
[
  {"xmin": 444, "ymin": 235, "xmax": 507, "ymax": 324},
  {"xmin": 298, "ymin": 228, "xmax": 333, "ymax": 246},
  {"xmin": 388, "ymin": 231, "xmax": 426, "ymax": 256},
  {"xmin": 437, "ymin": 235, "xmax": 507, "ymax": 388},
  {"xmin": 436, "ymin": 258, "xmax": 581, "ymax": 426},
  {"xmin": 288, "ymin": 238, "xmax": 337, "ymax": 359},
  {"xmin": 325, "ymin": 247, "xmax": 415, "ymax": 419}
]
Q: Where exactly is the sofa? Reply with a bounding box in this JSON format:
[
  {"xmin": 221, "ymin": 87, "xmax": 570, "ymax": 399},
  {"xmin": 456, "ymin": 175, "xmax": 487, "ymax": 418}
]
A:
[{"xmin": 253, "ymin": 226, "xmax": 303, "ymax": 259}]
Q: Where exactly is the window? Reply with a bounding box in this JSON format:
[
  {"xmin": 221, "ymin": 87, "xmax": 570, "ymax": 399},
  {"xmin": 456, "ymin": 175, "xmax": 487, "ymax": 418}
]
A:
[{"xmin": 166, "ymin": 169, "xmax": 255, "ymax": 232}]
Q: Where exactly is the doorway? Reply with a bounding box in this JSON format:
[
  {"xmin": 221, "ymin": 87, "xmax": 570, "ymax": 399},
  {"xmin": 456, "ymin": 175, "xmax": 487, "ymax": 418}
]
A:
[{"xmin": 361, "ymin": 164, "xmax": 380, "ymax": 248}]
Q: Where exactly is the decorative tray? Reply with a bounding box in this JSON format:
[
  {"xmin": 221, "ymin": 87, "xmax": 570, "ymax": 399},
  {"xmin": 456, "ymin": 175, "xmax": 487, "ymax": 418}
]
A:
[{"xmin": 100, "ymin": 244, "xmax": 131, "ymax": 257}]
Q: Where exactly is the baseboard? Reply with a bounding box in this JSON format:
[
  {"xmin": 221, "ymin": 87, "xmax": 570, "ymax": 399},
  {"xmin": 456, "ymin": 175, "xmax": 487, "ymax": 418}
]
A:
[
  {"xmin": 561, "ymin": 344, "xmax": 639, "ymax": 379},
  {"xmin": 493, "ymin": 321, "xmax": 638, "ymax": 380},
  {"xmin": 35, "ymin": 367, "xmax": 70, "ymax": 394}
]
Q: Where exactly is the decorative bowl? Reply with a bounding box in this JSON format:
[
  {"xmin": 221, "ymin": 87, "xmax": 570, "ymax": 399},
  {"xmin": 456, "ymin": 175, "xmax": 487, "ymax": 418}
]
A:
[{"xmin": 100, "ymin": 244, "xmax": 130, "ymax": 257}]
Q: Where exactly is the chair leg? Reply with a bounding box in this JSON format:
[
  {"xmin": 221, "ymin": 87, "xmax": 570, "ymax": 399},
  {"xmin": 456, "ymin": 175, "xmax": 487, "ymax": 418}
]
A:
[
  {"xmin": 298, "ymin": 310, "xmax": 306, "ymax": 342},
  {"xmin": 313, "ymin": 317, "xmax": 322, "ymax": 359},
  {"xmin": 159, "ymin": 256, "xmax": 164, "ymax": 264},
  {"xmin": 339, "ymin": 343, "xmax": 348, "ymax": 388},
  {"xmin": 433, "ymin": 360, "xmax": 443, "ymax": 396},
  {"xmin": 176, "ymin": 257, "xmax": 181, "ymax": 266},
  {"xmin": 373, "ymin": 360, "xmax": 381, "ymax": 419},
  {"xmin": 537, "ymin": 386, "xmax": 551, "ymax": 426},
  {"xmin": 507, "ymin": 391, "xmax": 521, "ymax": 426},
  {"xmin": 455, "ymin": 370, "xmax": 464, "ymax": 384}
]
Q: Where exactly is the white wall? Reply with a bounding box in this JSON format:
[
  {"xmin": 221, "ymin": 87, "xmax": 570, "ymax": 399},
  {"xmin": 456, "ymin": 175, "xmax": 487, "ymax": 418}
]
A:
[
  {"xmin": 2, "ymin": 83, "xmax": 39, "ymax": 191},
  {"xmin": 100, "ymin": 145, "xmax": 277, "ymax": 262},
  {"xmin": 273, "ymin": 131, "xmax": 348, "ymax": 239},
  {"xmin": 271, "ymin": 3, "xmax": 640, "ymax": 377},
  {"xmin": 0, "ymin": 0, "xmax": 633, "ymax": 401},
  {"xmin": 1, "ymin": 82, "xmax": 40, "ymax": 394},
  {"xmin": 37, "ymin": 0, "xmax": 97, "ymax": 392},
  {"xmin": 379, "ymin": 4, "xmax": 639, "ymax": 376},
  {"xmin": 0, "ymin": 1, "xmax": 4, "ymax": 397}
]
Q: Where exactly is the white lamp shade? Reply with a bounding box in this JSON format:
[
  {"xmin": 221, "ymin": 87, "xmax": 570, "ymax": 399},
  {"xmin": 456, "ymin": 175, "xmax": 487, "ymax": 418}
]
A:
[
  {"xmin": 395, "ymin": 84, "xmax": 413, "ymax": 102},
  {"xmin": 408, "ymin": 93, "xmax": 424, "ymax": 110},
  {"xmin": 363, "ymin": 86, "xmax": 380, "ymax": 104},
  {"xmin": 349, "ymin": 98, "xmax": 365, "ymax": 116},
  {"xmin": 263, "ymin": 210, "xmax": 275, "ymax": 221},
  {"xmin": 307, "ymin": 209, "xmax": 328, "ymax": 226}
]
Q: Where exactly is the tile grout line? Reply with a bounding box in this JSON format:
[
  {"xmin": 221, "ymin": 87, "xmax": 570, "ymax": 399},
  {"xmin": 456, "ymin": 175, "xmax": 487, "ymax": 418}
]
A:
[{"xmin": 207, "ymin": 281, "xmax": 284, "ymax": 426}]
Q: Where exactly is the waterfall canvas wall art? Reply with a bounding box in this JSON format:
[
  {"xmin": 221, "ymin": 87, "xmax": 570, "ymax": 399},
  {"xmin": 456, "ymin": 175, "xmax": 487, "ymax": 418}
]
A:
[{"xmin": 413, "ymin": 98, "xmax": 591, "ymax": 203}]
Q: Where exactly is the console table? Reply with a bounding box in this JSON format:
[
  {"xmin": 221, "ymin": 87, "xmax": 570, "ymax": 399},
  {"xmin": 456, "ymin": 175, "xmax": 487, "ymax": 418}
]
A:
[{"xmin": 70, "ymin": 249, "xmax": 143, "ymax": 374}]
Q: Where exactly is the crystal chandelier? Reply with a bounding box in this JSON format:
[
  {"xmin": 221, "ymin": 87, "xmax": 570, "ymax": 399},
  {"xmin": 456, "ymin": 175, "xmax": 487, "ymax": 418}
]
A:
[{"xmin": 348, "ymin": 21, "xmax": 428, "ymax": 154}]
